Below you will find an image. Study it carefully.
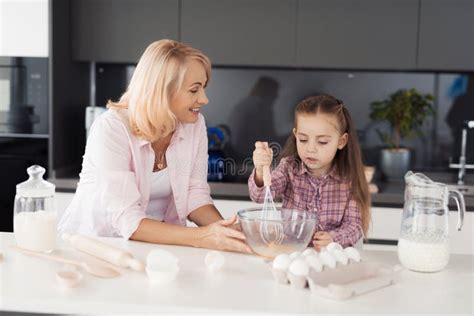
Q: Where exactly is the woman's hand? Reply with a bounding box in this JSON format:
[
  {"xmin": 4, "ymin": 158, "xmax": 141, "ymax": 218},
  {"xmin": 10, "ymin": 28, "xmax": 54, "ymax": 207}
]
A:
[
  {"xmin": 313, "ymin": 231, "xmax": 334, "ymax": 251},
  {"xmin": 196, "ymin": 216, "xmax": 252, "ymax": 253}
]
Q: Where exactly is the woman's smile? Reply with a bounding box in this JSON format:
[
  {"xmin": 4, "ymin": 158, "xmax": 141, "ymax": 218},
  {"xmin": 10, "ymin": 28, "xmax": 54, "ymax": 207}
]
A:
[{"xmin": 189, "ymin": 106, "xmax": 201, "ymax": 115}]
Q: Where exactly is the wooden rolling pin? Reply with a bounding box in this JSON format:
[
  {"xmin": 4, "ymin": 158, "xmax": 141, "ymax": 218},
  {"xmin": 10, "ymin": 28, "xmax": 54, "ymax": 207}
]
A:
[{"xmin": 62, "ymin": 234, "xmax": 144, "ymax": 272}]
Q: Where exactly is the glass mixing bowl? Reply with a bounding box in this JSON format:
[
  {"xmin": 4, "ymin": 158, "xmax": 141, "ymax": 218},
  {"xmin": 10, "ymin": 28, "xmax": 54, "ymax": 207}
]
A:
[{"xmin": 237, "ymin": 207, "xmax": 318, "ymax": 258}]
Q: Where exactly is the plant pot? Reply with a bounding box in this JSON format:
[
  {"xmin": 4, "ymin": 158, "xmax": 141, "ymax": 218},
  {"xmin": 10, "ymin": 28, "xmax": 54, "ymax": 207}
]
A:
[{"xmin": 380, "ymin": 148, "xmax": 411, "ymax": 181}]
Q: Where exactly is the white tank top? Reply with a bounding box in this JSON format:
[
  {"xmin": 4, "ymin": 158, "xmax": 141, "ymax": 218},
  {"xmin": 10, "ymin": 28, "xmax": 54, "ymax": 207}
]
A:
[{"xmin": 145, "ymin": 168, "xmax": 173, "ymax": 221}]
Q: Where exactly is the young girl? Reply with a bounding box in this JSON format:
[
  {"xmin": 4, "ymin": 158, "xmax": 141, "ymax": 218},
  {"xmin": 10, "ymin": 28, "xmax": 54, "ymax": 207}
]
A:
[{"xmin": 248, "ymin": 94, "xmax": 370, "ymax": 249}]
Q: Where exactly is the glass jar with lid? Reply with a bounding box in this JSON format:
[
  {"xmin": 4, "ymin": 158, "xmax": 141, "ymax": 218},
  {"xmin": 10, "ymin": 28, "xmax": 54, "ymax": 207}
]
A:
[{"xmin": 13, "ymin": 165, "xmax": 56, "ymax": 252}]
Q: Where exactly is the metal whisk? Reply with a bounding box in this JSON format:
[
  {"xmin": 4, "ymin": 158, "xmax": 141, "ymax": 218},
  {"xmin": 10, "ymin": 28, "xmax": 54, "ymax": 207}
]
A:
[{"xmin": 260, "ymin": 165, "xmax": 284, "ymax": 245}]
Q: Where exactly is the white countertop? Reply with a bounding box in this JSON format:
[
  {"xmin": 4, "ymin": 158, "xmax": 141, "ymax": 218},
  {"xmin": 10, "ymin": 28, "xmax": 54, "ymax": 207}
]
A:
[{"xmin": 0, "ymin": 232, "xmax": 472, "ymax": 314}]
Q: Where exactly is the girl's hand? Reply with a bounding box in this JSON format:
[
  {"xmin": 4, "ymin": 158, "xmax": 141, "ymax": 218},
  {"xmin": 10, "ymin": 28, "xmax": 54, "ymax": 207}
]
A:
[
  {"xmin": 197, "ymin": 216, "xmax": 252, "ymax": 254},
  {"xmin": 253, "ymin": 141, "xmax": 273, "ymax": 173},
  {"xmin": 313, "ymin": 231, "xmax": 334, "ymax": 251}
]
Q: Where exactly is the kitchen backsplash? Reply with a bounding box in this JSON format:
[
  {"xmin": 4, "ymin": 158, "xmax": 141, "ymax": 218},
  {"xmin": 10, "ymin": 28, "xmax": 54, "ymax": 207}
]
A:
[{"xmin": 95, "ymin": 64, "xmax": 473, "ymax": 182}]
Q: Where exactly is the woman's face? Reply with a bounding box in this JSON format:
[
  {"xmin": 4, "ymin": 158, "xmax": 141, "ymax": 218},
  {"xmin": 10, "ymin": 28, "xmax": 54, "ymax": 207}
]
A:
[
  {"xmin": 170, "ymin": 59, "xmax": 209, "ymax": 124},
  {"xmin": 293, "ymin": 112, "xmax": 348, "ymax": 177}
]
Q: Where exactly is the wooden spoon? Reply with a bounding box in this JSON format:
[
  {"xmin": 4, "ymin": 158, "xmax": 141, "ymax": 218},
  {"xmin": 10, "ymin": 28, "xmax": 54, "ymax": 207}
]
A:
[
  {"xmin": 56, "ymin": 266, "xmax": 83, "ymax": 287},
  {"xmin": 12, "ymin": 246, "xmax": 120, "ymax": 278}
]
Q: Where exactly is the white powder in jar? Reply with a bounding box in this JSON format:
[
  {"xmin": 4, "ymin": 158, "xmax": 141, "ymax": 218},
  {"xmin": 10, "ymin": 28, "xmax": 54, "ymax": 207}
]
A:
[
  {"xmin": 397, "ymin": 229, "xmax": 450, "ymax": 272},
  {"xmin": 14, "ymin": 210, "xmax": 57, "ymax": 252}
]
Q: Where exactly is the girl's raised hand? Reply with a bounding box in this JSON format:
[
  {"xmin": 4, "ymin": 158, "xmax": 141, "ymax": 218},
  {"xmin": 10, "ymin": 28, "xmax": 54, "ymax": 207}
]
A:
[
  {"xmin": 252, "ymin": 141, "xmax": 273, "ymax": 172},
  {"xmin": 253, "ymin": 141, "xmax": 273, "ymax": 187}
]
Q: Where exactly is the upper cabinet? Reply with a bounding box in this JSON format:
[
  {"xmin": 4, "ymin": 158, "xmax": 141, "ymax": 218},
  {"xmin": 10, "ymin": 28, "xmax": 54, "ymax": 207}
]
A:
[
  {"xmin": 0, "ymin": 0, "xmax": 49, "ymax": 57},
  {"xmin": 418, "ymin": 0, "xmax": 474, "ymax": 71},
  {"xmin": 296, "ymin": 0, "xmax": 418, "ymax": 69},
  {"xmin": 181, "ymin": 0, "xmax": 297, "ymax": 66},
  {"xmin": 68, "ymin": 0, "xmax": 473, "ymax": 71},
  {"xmin": 71, "ymin": 0, "xmax": 179, "ymax": 63}
]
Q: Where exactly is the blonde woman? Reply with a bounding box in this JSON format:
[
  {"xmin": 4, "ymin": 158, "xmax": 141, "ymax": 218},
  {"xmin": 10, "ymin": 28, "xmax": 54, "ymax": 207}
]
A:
[{"xmin": 59, "ymin": 40, "xmax": 251, "ymax": 253}]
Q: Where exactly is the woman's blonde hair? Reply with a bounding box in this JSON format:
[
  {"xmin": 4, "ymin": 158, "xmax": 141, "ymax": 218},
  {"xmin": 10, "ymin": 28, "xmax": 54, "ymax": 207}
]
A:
[{"xmin": 107, "ymin": 39, "xmax": 211, "ymax": 141}]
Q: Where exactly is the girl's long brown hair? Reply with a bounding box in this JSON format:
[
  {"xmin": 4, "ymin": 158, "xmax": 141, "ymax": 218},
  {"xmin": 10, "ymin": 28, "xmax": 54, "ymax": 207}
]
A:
[{"xmin": 280, "ymin": 94, "xmax": 371, "ymax": 237}]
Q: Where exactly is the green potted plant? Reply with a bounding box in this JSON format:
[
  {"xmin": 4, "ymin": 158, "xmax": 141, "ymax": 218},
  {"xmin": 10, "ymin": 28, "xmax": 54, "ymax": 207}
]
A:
[{"xmin": 370, "ymin": 88, "xmax": 434, "ymax": 180}]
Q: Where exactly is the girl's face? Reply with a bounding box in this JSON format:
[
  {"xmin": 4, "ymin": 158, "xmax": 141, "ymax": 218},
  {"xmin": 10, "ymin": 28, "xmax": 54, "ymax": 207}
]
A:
[
  {"xmin": 170, "ymin": 59, "xmax": 209, "ymax": 124},
  {"xmin": 293, "ymin": 112, "xmax": 348, "ymax": 177}
]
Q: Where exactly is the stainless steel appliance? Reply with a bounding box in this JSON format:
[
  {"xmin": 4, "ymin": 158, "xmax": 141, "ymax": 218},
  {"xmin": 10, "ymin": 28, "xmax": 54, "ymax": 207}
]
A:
[
  {"xmin": 0, "ymin": 59, "xmax": 48, "ymax": 136},
  {"xmin": 0, "ymin": 57, "xmax": 49, "ymax": 232}
]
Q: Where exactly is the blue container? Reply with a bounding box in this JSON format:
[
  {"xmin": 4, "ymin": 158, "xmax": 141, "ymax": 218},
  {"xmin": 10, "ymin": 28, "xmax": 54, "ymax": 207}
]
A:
[
  {"xmin": 207, "ymin": 127, "xmax": 226, "ymax": 182},
  {"xmin": 208, "ymin": 151, "xmax": 224, "ymax": 181}
]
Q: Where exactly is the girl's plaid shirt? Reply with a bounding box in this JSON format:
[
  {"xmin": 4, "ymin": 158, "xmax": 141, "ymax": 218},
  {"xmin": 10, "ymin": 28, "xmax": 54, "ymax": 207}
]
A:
[{"xmin": 248, "ymin": 156, "xmax": 363, "ymax": 247}]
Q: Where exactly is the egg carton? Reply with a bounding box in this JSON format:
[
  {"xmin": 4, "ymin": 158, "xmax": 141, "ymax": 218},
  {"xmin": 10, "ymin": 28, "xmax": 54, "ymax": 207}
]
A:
[{"xmin": 271, "ymin": 242, "xmax": 402, "ymax": 300}]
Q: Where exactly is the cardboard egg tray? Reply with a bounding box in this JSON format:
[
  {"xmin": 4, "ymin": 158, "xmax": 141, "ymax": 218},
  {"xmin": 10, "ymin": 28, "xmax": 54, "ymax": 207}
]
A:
[{"xmin": 271, "ymin": 248, "xmax": 402, "ymax": 300}]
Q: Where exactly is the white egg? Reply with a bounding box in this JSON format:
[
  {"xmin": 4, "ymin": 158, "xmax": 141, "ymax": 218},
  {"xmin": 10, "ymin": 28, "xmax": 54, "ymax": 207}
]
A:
[
  {"xmin": 146, "ymin": 265, "xmax": 179, "ymax": 284},
  {"xmin": 326, "ymin": 242, "xmax": 343, "ymax": 252},
  {"xmin": 288, "ymin": 258, "xmax": 310, "ymax": 276},
  {"xmin": 302, "ymin": 248, "xmax": 317, "ymax": 257},
  {"xmin": 272, "ymin": 253, "xmax": 291, "ymax": 270},
  {"xmin": 319, "ymin": 251, "xmax": 337, "ymax": 269},
  {"xmin": 344, "ymin": 247, "xmax": 361, "ymax": 262},
  {"xmin": 147, "ymin": 249, "xmax": 179, "ymax": 267},
  {"xmin": 146, "ymin": 249, "xmax": 180, "ymax": 284},
  {"xmin": 205, "ymin": 251, "xmax": 225, "ymax": 271},
  {"xmin": 304, "ymin": 255, "xmax": 323, "ymax": 272},
  {"xmin": 289, "ymin": 251, "xmax": 301, "ymax": 260},
  {"xmin": 331, "ymin": 249, "xmax": 349, "ymax": 265}
]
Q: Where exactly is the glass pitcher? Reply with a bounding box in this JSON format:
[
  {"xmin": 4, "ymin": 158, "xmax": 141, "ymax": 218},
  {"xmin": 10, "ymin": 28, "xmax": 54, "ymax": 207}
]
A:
[
  {"xmin": 13, "ymin": 165, "xmax": 56, "ymax": 252},
  {"xmin": 397, "ymin": 171, "xmax": 465, "ymax": 272}
]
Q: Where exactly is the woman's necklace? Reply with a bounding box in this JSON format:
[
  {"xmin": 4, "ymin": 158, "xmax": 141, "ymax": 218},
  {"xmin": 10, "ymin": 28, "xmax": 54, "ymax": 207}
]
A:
[
  {"xmin": 152, "ymin": 136, "xmax": 171, "ymax": 171},
  {"xmin": 155, "ymin": 150, "xmax": 166, "ymax": 170}
]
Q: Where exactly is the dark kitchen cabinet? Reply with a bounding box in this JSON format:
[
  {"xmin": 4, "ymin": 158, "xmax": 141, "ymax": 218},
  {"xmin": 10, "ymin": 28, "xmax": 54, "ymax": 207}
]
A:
[
  {"xmin": 417, "ymin": 0, "xmax": 474, "ymax": 71},
  {"xmin": 296, "ymin": 0, "xmax": 418, "ymax": 69},
  {"xmin": 181, "ymin": 0, "xmax": 297, "ymax": 66},
  {"xmin": 0, "ymin": 138, "xmax": 48, "ymax": 232},
  {"xmin": 71, "ymin": 0, "xmax": 179, "ymax": 63},
  {"xmin": 69, "ymin": 0, "xmax": 473, "ymax": 70}
]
